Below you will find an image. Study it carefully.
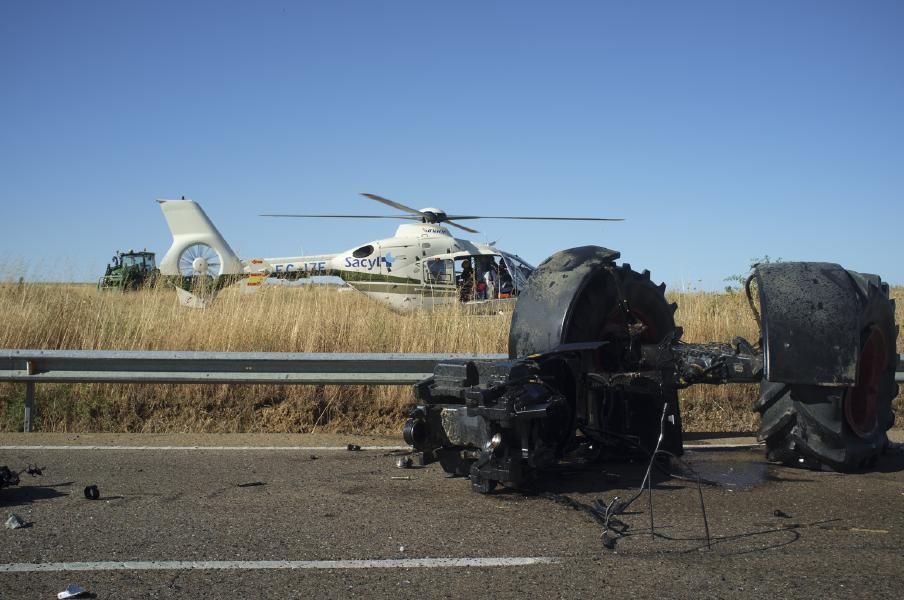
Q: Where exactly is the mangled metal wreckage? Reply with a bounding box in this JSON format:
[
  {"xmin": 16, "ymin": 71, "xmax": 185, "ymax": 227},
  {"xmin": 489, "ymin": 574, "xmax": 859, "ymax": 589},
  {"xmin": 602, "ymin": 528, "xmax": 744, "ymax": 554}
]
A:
[{"xmin": 404, "ymin": 246, "xmax": 898, "ymax": 493}]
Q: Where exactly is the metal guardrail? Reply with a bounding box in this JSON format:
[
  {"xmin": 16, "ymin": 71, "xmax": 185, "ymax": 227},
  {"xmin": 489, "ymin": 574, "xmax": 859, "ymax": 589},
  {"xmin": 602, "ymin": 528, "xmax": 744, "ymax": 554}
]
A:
[
  {"xmin": 0, "ymin": 349, "xmax": 901, "ymax": 433},
  {"xmin": 0, "ymin": 349, "xmax": 509, "ymax": 384},
  {"xmin": 0, "ymin": 349, "xmax": 507, "ymax": 432}
]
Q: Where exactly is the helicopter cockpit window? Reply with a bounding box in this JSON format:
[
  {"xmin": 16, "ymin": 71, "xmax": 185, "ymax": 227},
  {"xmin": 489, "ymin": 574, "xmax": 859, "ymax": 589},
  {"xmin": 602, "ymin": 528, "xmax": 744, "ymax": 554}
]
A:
[
  {"xmin": 496, "ymin": 258, "xmax": 514, "ymax": 297},
  {"xmin": 424, "ymin": 258, "xmax": 453, "ymax": 285},
  {"xmin": 352, "ymin": 245, "xmax": 375, "ymax": 258},
  {"xmin": 499, "ymin": 252, "xmax": 534, "ymax": 293}
]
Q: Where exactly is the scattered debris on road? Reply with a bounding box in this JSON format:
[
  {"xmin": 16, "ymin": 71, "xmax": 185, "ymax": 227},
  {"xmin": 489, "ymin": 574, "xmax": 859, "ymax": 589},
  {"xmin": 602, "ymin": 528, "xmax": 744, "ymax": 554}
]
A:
[
  {"xmin": 346, "ymin": 444, "xmax": 362, "ymax": 451},
  {"xmin": 819, "ymin": 525, "xmax": 890, "ymax": 535},
  {"xmin": 57, "ymin": 583, "xmax": 89, "ymax": 599},
  {"xmin": 5, "ymin": 513, "xmax": 27, "ymax": 529},
  {"xmin": 396, "ymin": 456, "xmax": 413, "ymax": 469},
  {"xmin": 84, "ymin": 485, "xmax": 100, "ymax": 500},
  {"xmin": 0, "ymin": 466, "xmax": 20, "ymax": 489},
  {"xmin": 773, "ymin": 509, "xmax": 792, "ymax": 518},
  {"xmin": 237, "ymin": 481, "xmax": 266, "ymax": 488}
]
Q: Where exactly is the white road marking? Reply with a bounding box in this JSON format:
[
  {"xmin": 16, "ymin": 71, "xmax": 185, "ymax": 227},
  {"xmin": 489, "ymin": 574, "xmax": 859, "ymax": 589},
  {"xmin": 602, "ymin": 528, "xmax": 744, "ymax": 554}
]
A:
[
  {"xmin": 0, "ymin": 557, "xmax": 559, "ymax": 573},
  {"xmin": 685, "ymin": 442, "xmax": 763, "ymax": 449},
  {"xmin": 0, "ymin": 445, "xmax": 408, "ymax": 451}
]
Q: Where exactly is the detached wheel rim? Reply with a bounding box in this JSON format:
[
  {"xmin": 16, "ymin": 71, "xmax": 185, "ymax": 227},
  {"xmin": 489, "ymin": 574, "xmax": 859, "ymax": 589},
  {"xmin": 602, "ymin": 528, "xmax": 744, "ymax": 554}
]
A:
[{"xmin": 845, "ymin": 326, "xmax": 886, "ymax": 438}]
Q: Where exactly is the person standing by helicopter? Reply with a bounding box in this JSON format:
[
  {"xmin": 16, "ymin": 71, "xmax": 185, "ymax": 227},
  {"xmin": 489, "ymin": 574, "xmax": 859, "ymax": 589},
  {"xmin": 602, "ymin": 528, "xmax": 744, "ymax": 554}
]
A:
[
  {"xmin": 457, "ymin": 258, "xmax": 475, "ymax": 302},
  {"xmin": 497, "ymin": 259, "xmax": 514, "ymax": 297},
  {"xmin": 477, "ymin": 256, "xmax": 497, "ymax": 299}
]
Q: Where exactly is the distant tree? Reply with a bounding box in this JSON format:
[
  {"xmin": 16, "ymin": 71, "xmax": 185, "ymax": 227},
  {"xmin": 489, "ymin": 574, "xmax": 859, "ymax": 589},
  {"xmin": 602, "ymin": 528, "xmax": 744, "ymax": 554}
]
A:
[{"xmin": 724, "ymin": 255, "xmax": 782, "ymax": 292}]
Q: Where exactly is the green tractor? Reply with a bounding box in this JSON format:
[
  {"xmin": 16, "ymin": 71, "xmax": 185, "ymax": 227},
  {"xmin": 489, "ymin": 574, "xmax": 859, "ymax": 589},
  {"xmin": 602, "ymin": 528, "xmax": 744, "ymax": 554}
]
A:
[{"xmin": 97, "ymin": 249, "xmax": 160, "ymax": 291}]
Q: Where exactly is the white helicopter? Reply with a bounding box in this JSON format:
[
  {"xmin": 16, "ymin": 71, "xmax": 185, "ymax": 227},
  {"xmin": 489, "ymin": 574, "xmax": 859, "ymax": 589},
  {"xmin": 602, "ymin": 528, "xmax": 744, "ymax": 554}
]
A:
[{"xmin": 157, "ymin": 194, "xmax": 622, "ymax": 311}]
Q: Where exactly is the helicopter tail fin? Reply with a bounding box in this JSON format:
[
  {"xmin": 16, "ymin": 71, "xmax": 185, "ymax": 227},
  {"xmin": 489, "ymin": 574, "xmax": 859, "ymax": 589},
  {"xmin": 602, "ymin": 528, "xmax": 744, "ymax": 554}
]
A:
[{"xmin": 157, "ymin": 199, "xmax": 245, "ymax": 277}]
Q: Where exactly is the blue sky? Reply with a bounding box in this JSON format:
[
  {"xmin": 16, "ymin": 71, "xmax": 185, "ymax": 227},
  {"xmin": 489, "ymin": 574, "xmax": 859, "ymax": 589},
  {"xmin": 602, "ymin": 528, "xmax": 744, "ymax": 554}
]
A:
[{"xmin": 2, "ymin": 1, "xmax": 902, "ymax": 289}]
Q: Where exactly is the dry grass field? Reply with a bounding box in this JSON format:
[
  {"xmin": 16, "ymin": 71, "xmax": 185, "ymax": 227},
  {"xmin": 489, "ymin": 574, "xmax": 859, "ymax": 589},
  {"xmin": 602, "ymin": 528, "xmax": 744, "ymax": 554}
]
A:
[{"xmin": 1, "ymin": 280, "xmax": 901, "ymax": 435}]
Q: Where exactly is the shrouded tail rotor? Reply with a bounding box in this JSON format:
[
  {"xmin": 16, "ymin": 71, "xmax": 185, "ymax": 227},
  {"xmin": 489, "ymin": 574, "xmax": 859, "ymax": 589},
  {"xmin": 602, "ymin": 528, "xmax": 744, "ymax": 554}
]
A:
[{"xmin": 178, "ymin": 243, "xmax": 222, "ymax": 277}]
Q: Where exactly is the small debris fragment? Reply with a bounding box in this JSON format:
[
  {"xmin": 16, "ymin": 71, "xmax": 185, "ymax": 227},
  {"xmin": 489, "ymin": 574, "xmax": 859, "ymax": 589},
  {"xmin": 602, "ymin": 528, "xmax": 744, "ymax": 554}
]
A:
[
  {"xmin": 309, "ymin": 455, "xmax": 319, "ymax": 460},
  {"xmin": 347, "ymin": 444, "xmax": 362, "ymax": 451},
  {"xmin": 399, "ymin": 545, "xmax": 405, "ymax": 552},
  {"xmin": 237, "ymin": 481, "xmax": 265, "ymax": 488},
  {"xmin": 5, "ymin": 514, "xmax": 27, "ymax": 529},
  {"xmin": 396, "ymin": 456, "xmax": 413, "ymax": 469},
  {"xmin": 773, "ymin": 509, "xmax": 792, "ymax": 518},
  {"xmin": 84, "ymin": 485, "xmax": 100, "ymax": 500},
  {"xmin": 391, "ymin": 476, "xmax": 412, "ymax": 481},
  {"xmin": 57, "ymin": 583, "xmax": 88, "ymax": 599},
  {"xmin": 0, "ymin": 466, "xmax": 19, "ymax": 488},
  {"xmin": 25, "ymin": 464, "xmax": 44, "ymax": 477},
  {"xmin": 601, "ymin": 532, "xmax": 617, "ymax": 550}
]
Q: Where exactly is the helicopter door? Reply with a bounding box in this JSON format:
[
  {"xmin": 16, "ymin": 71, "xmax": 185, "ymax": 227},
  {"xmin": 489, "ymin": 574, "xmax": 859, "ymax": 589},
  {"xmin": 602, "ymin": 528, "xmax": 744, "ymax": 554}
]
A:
[{"xmin": 422, "ymin": 257, "xmax": 454, "ymax": 308}]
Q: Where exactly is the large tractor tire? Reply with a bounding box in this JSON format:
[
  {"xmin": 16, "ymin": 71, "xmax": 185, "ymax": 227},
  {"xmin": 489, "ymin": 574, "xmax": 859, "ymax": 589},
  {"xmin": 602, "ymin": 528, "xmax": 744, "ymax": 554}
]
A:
[
  {"xmin": 509, "ymin": 247, "xmax": 683, "ymax": 455},
  {"xmin": 754, "ymin": 277, "xmax": 898, "ymax": 470}
]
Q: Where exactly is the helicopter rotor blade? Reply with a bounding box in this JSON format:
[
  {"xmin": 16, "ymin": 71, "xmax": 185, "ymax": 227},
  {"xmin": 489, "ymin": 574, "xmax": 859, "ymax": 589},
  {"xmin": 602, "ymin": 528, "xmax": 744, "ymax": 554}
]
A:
[
  {"xmin": 443, "ymin": 215, "xmax": 625, "ymax": 222},
  {"xmin": 261, "ymin": 193, "xmax": 623, "ymax": 230},
  {"xmin": 259, "ymin": 214, "xmax": 421, "ymax": 219},
  {"xmin": 445, "ymin": 220, "xmax": 480, "ymax": 234},
  {"xmin": 360, "ymin": 193, "xmax": 424, "ymax": 216}
]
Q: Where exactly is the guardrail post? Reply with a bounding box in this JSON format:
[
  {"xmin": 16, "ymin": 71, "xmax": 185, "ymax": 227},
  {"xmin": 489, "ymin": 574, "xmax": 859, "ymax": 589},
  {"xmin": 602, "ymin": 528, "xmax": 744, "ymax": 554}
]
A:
[{"xmin": 24, "ymin": 382, "xmax": 34, "ymax": 433}]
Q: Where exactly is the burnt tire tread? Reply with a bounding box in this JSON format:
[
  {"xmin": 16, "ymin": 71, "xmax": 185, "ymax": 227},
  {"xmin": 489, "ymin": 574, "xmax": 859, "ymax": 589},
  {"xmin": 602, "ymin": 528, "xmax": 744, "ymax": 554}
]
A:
[
  {"xmin": 754, "ymin": 277, "xmax": 896, "ymax": 472},
  {"xmin": 752, "ymin": 381, "xmax": 789, "ymax": 413}
]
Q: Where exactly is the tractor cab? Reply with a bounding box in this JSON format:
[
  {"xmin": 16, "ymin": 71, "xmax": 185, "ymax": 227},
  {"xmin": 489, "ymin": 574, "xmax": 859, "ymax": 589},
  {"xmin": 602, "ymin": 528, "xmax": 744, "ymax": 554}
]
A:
[
  {"xmin": 98, "ymin": 249, "xmax": 159, "ymax": 290},
  {"xmin": 119, "ymin": 251, "xmax": 156, "ymax": 271}
]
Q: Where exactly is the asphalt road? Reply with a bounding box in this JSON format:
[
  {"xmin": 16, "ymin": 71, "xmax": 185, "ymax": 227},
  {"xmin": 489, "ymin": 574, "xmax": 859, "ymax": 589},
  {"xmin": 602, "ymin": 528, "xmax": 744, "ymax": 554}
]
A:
[{"xmin": 1, "ymin": 432, "xmax": 903, "ymax": 599}]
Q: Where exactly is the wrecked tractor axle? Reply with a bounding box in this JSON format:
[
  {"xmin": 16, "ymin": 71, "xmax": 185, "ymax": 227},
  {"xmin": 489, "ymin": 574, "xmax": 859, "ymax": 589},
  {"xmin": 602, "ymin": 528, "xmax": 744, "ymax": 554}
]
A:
[{"xmin": 404, "ymin": 246, "xmax": 898, "ymax": 492}]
